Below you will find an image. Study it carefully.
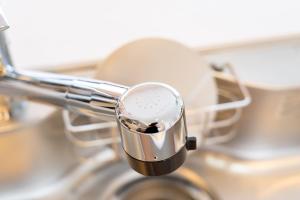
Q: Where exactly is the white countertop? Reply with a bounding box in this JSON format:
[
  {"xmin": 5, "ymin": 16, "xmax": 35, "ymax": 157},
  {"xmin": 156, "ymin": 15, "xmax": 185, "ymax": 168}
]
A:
[{"xmin": 0, "ymin": 0, "xmax": 300, "ymax": 69}]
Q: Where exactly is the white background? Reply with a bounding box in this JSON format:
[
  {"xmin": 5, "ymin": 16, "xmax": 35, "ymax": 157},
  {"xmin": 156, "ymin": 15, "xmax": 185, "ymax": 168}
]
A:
[{"xmin": 0, "ymin": 0, "xmax": 300, "ymax": 69}]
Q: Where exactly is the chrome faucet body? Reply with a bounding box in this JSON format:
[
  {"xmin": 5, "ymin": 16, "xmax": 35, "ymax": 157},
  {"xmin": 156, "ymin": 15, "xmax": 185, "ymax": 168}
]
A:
[
  {"xmin": 1, "ymin": 67, "xmax": 128, "ymax": 121},
  {"xmin": 0, "ymin": 9, "xmax": 196, "ymax": 176}
]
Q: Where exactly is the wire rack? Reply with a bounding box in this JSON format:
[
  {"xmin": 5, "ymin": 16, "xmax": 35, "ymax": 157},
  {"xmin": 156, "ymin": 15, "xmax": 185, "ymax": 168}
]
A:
[{"xmin": 62, "ymin": 63, "xmax": 251, "ymax": 152}]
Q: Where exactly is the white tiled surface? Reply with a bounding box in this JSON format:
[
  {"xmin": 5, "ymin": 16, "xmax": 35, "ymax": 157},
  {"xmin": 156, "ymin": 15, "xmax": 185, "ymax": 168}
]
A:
[{"xmin": 0, "ymin": 0, "xmax": 300, "ymax": 69}]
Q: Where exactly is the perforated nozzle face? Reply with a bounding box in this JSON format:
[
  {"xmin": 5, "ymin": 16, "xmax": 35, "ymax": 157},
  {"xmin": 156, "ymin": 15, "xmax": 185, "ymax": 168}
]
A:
[
  {"xmin": 117, "ymin": 83, "xmax": 183, "ymax": 134},
  {"xmin": 116, "ymin": 82, "xmax": 194, "ymax": 176}
]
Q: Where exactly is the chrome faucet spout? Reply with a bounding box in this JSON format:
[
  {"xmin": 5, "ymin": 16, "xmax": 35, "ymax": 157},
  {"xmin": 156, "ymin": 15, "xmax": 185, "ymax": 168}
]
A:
[
  {"xmin": 0, "ymin": 67, "xmax": 128, "ymax": 120},
  {"xmin": 0, "ymin": 8, "xmax": 196, "ymax": 176},
  {"xmin": 0, "ymin": 66, "xmax": 197, "ymax": 175}
]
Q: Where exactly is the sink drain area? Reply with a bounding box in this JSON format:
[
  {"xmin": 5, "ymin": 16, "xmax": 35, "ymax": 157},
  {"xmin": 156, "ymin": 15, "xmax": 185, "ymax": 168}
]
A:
[
  {"xmin": 98, "ymin": 167, "xmax": 217, "ymax": 200},
  {"xmin": 104, "ymin": 176, "xmax": 209, "ymax": 200},
  {"xmin": 71, "ymin": 156, "xmax": 218, "ymax": 200}
]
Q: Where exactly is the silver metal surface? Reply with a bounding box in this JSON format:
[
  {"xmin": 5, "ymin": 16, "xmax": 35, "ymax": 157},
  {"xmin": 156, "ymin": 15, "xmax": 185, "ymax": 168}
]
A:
[
  {"xmin": 0, "ymin": 103, "xmax": 117, "ymax": 200},
  {"xmin": 0, "ymin": 67, "xmax": 128, "ymax": 120},
  {"xmin": 209, "ymin": 77, "xmax": 300, "ymax": 159},
  {"xmin": 2, "ymin": 51, "xmax": 300, "ymax": 199},
  {"xmin": 100, "ymin": 168, "xmax": 217, "ymax": 200},
  {"xmin": 3, "ymin": 5, "xmax": 300, "ymax": 199},
  {"xmin": 74, "ymin": 155, "xmax": 219, "ymax": 200},
  {"xmin": 116, "ymin": 82, "xmax": 187, "ymax": 161},
  {"xmin": 200, "ymin": 37, "xmax": 300, "ymax": 159}
]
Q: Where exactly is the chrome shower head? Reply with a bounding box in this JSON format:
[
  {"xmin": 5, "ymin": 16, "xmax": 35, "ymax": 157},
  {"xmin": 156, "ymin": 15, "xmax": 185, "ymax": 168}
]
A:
[{"xmin": 116, "ymin": 82, "xmax": 196, "ymax": 176}]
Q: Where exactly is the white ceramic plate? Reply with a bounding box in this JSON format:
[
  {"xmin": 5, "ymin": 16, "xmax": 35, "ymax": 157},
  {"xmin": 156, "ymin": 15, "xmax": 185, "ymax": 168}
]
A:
[{"xmin": 96, "ymin": 38, "xmax": 217, "ymax": 142}]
